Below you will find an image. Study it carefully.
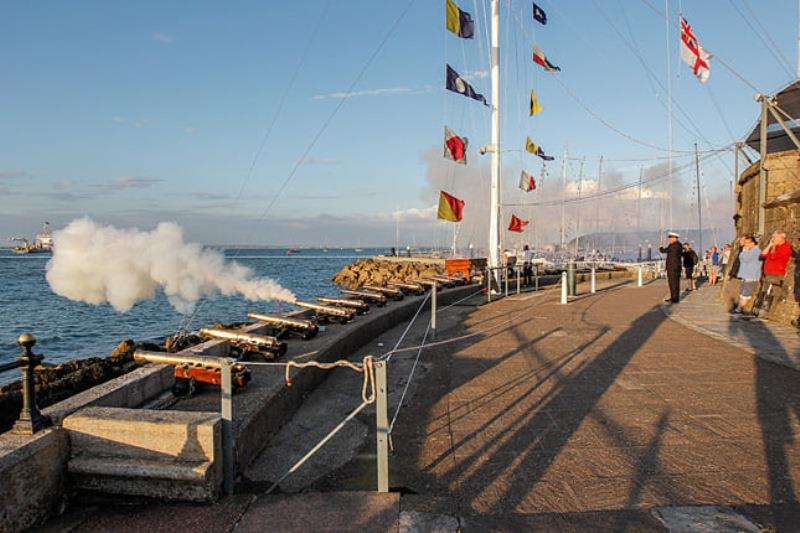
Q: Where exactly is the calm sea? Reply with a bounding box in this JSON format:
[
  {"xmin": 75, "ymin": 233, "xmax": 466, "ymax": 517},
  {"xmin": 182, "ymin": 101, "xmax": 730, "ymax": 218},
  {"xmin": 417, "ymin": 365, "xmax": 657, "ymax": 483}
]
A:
[{"xmin": 0, "ymin": 248, "xmax": 381, "ymax": 380}]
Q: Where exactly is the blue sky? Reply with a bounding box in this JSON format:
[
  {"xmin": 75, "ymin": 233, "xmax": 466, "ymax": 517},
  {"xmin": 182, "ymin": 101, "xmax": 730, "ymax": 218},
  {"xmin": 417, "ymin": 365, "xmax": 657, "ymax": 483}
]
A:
[{"xmin": 1, "ymin": 0, "xmax": 797, "ymax": 246}]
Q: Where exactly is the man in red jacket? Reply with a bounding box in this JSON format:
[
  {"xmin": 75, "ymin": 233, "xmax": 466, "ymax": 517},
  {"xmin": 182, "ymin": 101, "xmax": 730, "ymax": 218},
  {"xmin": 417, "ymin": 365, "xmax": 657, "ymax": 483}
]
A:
[
  {"xmin": 758, "ymin": 230, "xmax": 793, "ymax": 311},
  {"xmin": 761, "ymin": 231, "xmax": 793, "ymax": 279}
]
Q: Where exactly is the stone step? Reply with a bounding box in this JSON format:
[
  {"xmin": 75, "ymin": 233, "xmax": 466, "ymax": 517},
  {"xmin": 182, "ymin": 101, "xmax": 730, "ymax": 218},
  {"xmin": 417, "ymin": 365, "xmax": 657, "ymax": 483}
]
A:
[
  {"xmin": 63, "ymin": 406, "xmax": 222, "ymax": 502},
  {"xmin": 64, "ymin": 406, "xmax": 219, "ymax": 463},
  {"xmin": 68, "ymin": 457, "xmax": 219, "ymax": 502}
]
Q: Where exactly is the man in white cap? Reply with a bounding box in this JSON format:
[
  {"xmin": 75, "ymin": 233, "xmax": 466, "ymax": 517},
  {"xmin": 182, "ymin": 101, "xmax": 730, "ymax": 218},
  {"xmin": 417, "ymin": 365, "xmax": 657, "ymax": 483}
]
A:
[{"xmin": 659, "ymin": 232, "xmax": 683, "ymax": 303}]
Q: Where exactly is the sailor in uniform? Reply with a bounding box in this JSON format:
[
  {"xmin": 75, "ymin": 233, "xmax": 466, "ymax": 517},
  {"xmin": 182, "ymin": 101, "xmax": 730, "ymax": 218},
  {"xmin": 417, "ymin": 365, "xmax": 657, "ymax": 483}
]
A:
[{"xmin": 659, "ymin": 232, "xmax": 683, "ymax": 303}]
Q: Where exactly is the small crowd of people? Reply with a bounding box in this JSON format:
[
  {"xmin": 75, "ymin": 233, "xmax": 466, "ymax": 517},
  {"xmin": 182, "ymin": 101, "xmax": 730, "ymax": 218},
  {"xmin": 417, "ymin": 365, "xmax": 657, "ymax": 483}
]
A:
[
  {"xmin": 660, "ymin": 229, "xmax": 798, "ymax": 325},
  {"xmin": 502, "ymin": 245, "xmax": 537, "ymax": 286}
]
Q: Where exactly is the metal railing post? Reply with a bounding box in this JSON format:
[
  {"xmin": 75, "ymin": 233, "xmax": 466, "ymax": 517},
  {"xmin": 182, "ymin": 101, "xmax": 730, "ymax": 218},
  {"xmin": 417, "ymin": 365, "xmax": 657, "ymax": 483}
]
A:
[
  {"xmin": 431, "ymin": 281, "xmax": 437, "ymax": 339},
  {"xmin": 486, "ymin": 266, "xmax": 492, "ymax": 302},
  {"xmin": 516, "ymin": 266, "xmax": 521, "ymax": 295},
  {"xmin": 504, "ymin": 266, "xmax": 509, "ymax": 297},
  {"xmin": 535, "ymin": 270, "xmax": 539, "ymax": 291},
  {"xmin": 591, "ymin": 266, "xmax": 596, "ymax": 294},
  {"xmin": 561, "ymin": 272, "xmax": 568, "ymax": 304},
  {"xmin": 12, "ymin": 333, "xmax": 50, "ymax": 435},
  {"xmin": 221, "ymin": 358, "xmax": 235, "ymax": 495},
  {"xmin": 375, "ymin": 361, "xmax": 389, "ymax": 493},
  {"xmin": 637, "ymin": 265, "xmax": 643, "ymax": 287}
]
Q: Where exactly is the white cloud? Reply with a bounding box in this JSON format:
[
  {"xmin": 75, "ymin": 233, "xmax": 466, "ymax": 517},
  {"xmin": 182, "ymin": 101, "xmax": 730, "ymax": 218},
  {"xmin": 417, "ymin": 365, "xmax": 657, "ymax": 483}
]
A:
[
  {"xmin": 152, "ymin": 32, "xmax": 175, "ymax": 44},
  {"xmin": 462, "ymin": 69, "xmax": 489, "ymax": 81},
  {"xmin": 110, "ymin": 176, "xmax": 164, "ymax": 190},
  {"xmin": 0, "ymin": 170, "xmax": 28, "ymax": 180},
  {"xmin": 301, "ymin": 156, "xmax": 342, "ymax": 166},
  {"xmin": 312, "ymin": 86, "xmax": 412, "ymax": 100}
]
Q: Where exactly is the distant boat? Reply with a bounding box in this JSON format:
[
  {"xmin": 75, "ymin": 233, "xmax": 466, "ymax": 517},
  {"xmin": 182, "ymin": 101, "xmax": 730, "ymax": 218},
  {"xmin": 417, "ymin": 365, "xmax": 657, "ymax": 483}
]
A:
[
  {"xmin": 285, "ymin": 248, "xmax": 301, "ymax": 256},
  {"xmin": 354, "ymin": 248, "xmax": 364, "ymax": 253},
  {"xmin": 10, "ymin": 222, "xmax": 53, "ymax": 255}
]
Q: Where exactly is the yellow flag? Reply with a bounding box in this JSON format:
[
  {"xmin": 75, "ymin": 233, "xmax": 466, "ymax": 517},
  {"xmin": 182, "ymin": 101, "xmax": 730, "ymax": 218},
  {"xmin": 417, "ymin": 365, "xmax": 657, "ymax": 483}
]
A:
[
  {"xmin": 446, "ymin": 0, "xmax": 461, "ymax": 37},
  {"xmin": 525, "ymin": 136, "xmax": 539, "ymax": 154},
  {"xmin": 530, "ymin": 89, "xmax": 542, "ymax": 116}
]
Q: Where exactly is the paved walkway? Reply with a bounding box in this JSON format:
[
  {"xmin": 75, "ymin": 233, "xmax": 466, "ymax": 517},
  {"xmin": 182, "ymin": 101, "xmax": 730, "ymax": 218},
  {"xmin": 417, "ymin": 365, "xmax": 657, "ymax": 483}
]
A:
[
  {"xmin": 42, "ymin": 279, "xmax": 800, "ymax": 531},
  {"xmin": 662, "ymin": 283, "xmax": 800, "ymax": 371}
]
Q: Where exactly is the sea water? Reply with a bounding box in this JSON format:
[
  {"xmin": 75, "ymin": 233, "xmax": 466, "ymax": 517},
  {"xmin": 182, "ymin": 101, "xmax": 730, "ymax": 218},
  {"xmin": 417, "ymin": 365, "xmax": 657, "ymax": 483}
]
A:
[{"xmin": 0, "ymin": 248, "xmax": 379, "ymax": 381}]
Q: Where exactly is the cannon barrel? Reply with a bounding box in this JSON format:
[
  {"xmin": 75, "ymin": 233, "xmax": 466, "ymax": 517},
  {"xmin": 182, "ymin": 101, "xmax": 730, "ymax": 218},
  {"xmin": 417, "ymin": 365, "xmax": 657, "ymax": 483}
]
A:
[
  {"xmin": 134, "ymin": 351, "xmax": 251, "ymax": 389},
  {"xmin": 295, "ymin": 300, "xmax": 355, "ymax": 322},
  {"xmin": 199, "ymin": 328, "xmax": 288, "ymax": 357},
  {"xmin": 388, "ymin": 281, "xmax": 425, "ymax": 294},
  {"xmin": 317, "ymin": 297, "xmax": 369, "ymax": 314},
  {"xmin": 340, "ymin": 289, "xmax": 387, "ymax": 305},
  {"xmin": 410, "ymin": 278, "xmax": 441, "ymax": 290},
  {"xmin": 363, "ymin": 285, "xmax": 404, "ymax": 300},
  {"xmin": 246, "ymin": 312, "xmax": 319, "ymax": 340}
]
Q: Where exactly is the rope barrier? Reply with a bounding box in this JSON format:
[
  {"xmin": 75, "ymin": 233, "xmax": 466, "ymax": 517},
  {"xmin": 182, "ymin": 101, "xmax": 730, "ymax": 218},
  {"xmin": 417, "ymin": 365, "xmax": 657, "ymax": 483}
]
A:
[
  {"xmin": 381, "ymin": 291, "xmax": 432, "ymax": 362},
  {"xmin": 284, "ymin": 355, "xmax": 376, "ymax": 405},
  {"xmin": 387, "ymin": 319, "xmax": 431, "ymax": 438}
]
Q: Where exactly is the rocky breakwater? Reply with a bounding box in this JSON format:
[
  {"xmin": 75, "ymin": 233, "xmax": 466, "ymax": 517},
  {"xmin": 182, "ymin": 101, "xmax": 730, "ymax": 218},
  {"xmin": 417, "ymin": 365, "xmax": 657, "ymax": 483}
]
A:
[{"xmin": 332, "ymin": 258, "xmax": 445, "ymax": 289}]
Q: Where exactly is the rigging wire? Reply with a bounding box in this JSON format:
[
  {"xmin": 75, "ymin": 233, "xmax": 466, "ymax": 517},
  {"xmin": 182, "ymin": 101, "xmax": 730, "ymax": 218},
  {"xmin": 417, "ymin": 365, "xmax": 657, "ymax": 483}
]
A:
[
  {"xmin": 180, "ymin": 0, "xmax": 418, "ymax": 332},
  {"xmin": 732, "ymin": 0, "xmax": 795, "ymax": 78}
]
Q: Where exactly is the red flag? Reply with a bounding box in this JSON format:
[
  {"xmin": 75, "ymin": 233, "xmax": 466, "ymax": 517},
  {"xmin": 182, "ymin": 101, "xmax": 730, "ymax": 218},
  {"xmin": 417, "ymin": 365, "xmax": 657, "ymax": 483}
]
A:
[
  {"xmin": 444, "ymin": 126, "xmax": 468, "ymax": 164},
  {"xmin": 508, "ymin": 214, "xmax": 529, "ymax": 232}
]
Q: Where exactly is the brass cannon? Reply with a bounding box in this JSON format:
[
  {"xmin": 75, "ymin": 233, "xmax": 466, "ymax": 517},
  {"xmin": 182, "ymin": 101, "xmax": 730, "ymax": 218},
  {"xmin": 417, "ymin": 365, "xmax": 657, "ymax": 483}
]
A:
[
  {"xmin": 199, "ymin": 327, "xmax": 288, "ymax": 358},
  {"xmin": 134, "ymin": 351, "xmax": 252, "ymax": 390},
  {"xmin": 316, "ymin": 296, "xmax": 369, "ymax": 315},
  {"xmin": 363, "ymin": 284, "xmax": 404, "ymax": 301},
  {"xmin": 295, "ymin": 301, "xmax": 355, "ymax": 324},
  {"xmin": 340, "ymin": 289, "xmax": 387, "ymax": 307},
  {"xmin": 246, "ymin": 312, "xmax": 319, "ymax": 340},
  {"xmin": 388, "ymin": 281, "xmax": 425, "ymax": 295}
]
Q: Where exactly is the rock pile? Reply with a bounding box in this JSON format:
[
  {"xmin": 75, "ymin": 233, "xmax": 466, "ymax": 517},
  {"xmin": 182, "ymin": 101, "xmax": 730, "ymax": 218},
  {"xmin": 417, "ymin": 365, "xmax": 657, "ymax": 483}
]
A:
[{"xmin": 332, "ymin": 258, "xmax": 445, "ymax": 289}]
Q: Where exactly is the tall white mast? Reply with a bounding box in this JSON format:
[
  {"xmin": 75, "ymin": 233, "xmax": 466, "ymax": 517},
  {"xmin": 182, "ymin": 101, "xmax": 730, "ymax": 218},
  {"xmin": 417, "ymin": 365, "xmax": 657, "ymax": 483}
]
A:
[
  {"xmin": 560, "ymin": 146, "xmax": 568, "ymax": 250},
  {"xmin": 488, "ymin": 0, "xmax": 501, "ymax": 276}
]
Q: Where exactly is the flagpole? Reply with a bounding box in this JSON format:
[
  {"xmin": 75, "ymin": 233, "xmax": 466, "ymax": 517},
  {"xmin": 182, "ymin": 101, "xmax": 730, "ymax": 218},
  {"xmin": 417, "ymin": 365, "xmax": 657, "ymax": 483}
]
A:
[{"xmin": 488, "ymin": 0, "xmax": 501, "ymax": 287}]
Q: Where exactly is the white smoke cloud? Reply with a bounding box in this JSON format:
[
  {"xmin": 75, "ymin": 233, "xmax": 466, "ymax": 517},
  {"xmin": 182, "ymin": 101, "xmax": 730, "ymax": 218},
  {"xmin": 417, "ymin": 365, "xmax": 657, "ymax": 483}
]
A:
[{"xmin": 45, "ymin": 218, "xmax": 296, "ymax": 313}]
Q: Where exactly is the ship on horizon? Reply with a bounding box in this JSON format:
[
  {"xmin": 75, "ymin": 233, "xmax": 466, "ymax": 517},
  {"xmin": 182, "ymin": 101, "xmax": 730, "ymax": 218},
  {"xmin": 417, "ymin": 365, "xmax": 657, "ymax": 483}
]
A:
[{"xmin": 9, "ymin": 222, "xmax": 53, "ymax": 255}]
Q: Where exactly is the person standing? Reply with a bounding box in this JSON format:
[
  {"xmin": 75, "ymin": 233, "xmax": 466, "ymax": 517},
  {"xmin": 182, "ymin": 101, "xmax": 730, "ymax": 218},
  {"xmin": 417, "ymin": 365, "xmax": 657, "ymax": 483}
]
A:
[
  {"xmin": 757, "ymin": 230, "xmax": 793, "ymax": 311},
  {"xmin": 731, "ymin": 234, "xmax": 762, "ymax": 315},
  {"xmin": 682, "ymin": 243, "xmax": 699, "ymax": 291},
  {"xmin": 720, "ymin": 244, "xmax": 732, "ymax": 279},
  {"xmin": 660, "ymin": 232, "xmax": 683, "ymax": 303},
  {"xmin": 708, "ymin": 245, "xmax": 720, "ymax": 285},
  {"xmin": 522, "ymin": 244, "xmax": 533, "ymax": 286}
]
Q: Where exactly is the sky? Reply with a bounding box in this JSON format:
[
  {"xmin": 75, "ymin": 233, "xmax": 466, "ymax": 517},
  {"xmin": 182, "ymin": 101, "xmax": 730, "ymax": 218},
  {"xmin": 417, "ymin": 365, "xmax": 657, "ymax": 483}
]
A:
[{"xmin": 1, "ymin": 0, "xmax": 797, "ymax": 248}]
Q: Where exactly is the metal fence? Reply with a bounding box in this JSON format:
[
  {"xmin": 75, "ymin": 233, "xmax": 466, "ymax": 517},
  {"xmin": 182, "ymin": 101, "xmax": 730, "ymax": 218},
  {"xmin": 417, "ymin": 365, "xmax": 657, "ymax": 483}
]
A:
[{"xmin": 1, "ymin": 333, "xmax": 51, "ymax": 435}]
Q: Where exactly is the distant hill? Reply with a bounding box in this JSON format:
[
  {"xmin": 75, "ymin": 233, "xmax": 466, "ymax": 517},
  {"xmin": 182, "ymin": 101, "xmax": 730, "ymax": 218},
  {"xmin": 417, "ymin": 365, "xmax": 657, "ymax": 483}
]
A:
[{"xmin": 565, "ymin": 228, "xmax": 733, "ymax": 252}]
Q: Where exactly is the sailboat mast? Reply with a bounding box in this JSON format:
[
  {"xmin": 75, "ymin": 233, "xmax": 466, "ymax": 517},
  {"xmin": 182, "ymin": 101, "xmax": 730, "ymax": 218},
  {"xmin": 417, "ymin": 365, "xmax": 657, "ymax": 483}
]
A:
[
  {"xmin": 560, "ymin": 146, "xmax": 568, "ymax": 250},
  {"xmin": 487, "ymin": 0, "xmax": 501, "ymax": 274}
]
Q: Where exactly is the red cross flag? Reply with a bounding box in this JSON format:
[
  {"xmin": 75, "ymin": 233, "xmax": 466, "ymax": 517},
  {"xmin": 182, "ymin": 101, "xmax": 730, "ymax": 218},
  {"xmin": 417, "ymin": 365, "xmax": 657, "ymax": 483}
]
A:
[{"xmin": 680, "ymin": 16, "xmax": 710, "ymax": 83}]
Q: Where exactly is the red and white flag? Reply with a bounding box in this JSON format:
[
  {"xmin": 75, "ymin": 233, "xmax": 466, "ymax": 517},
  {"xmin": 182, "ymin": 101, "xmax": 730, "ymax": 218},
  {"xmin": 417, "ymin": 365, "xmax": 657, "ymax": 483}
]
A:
[
  {"xmin": 444, "ymin": 126, "xmax": 468, "ymax": 164},
  {"xmin": 680, "ymin": 16, "xmax": 711, "ymax": 83},
  {"xmin": 519, "ymin": 170, "xmax": 536, "ymax": 192}
]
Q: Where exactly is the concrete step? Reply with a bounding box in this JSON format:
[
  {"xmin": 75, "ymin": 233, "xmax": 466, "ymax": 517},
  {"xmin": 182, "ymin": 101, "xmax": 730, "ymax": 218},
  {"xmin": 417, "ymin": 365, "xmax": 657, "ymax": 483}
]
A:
[
  {"xmin": 68, "ymin": 457, "xmax": 219, "ymax": 502},
  {"xmin": 68, "ymin": 456, "xmax": 213, "ymax": 483},
  {"xmin": 63, "ymin": 406, "xmax": 222, "ymax": 502},
  {"xmin": 64, "ymin": 406, "xmax": 219, "ymax": 462}
]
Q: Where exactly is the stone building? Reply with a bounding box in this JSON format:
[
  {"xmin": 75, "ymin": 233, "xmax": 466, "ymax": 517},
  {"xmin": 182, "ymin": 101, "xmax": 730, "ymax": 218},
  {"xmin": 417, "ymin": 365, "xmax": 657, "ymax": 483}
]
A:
[{"xmin": 736, "ymin": 81, "xmax": 800, "ymax": 326}]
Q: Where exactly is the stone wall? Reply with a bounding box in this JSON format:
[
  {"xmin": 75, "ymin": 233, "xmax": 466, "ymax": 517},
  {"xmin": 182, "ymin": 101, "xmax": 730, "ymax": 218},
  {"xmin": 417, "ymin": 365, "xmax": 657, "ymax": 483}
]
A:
[{"xmin": 736, "ymin": 150, "xmax": 800, "ymax": 325}]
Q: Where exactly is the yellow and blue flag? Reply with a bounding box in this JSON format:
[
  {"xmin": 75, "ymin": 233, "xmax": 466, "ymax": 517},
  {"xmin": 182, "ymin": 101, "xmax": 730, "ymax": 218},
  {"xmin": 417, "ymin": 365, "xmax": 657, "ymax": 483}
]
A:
[{"xmin": 446, "ymin": 0, "xmax": 474, "ymax": 39}]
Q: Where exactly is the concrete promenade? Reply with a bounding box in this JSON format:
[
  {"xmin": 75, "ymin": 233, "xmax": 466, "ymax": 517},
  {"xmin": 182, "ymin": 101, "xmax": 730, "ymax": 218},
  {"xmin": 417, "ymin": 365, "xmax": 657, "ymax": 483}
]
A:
[{"xmin": 43, "ymin": 278, "xmax": 800, "ymax": 531}]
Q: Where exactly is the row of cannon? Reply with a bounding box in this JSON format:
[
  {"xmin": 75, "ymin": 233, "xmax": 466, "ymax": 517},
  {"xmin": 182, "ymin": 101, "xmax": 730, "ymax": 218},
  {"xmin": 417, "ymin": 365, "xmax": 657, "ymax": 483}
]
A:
[{"xmin": 133, "ymin": 274, "xmax": 467, "ymax": 393}]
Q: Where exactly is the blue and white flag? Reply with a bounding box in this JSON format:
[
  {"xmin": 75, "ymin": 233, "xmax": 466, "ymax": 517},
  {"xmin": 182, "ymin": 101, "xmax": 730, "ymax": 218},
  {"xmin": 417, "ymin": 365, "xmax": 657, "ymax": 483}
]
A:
[{"xmin": 446, "ymin": 64, "xmax": 488, "ymax": 106}]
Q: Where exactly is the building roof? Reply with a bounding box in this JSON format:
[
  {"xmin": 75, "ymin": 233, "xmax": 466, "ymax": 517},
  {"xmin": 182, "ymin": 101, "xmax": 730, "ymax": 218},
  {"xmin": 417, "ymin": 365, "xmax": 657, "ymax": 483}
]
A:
[{"xmin": 745, "ymin": 80, "xmax": 800, "ymax": 154}]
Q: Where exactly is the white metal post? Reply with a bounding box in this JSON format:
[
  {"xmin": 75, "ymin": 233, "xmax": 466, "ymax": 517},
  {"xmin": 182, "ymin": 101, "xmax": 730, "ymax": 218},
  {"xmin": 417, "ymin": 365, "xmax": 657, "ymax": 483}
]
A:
[
  {"xmin": 504, "ymin": 266, "xmax": 509, "ymax": 297},
  {"xmin": 221, "ymin": 358, "xmax": 235, "ymax": 495},
  {"xmin": 638, "ymin": 266, "xmax": 643, "ymax": 287},
  {"xmin": 516, "ymin": 266, "xmax": 521, "ymax": 294},
  {"xmin": 431, "ymin": 281, "xmax": 437, "ymax": 338},
  {"xmin": 487, "ymin": 0, "xmax": 501, "ymax": 288},
  {"xmin": 591, "ymin": 266, "xmax": 596, "ymax": 294},
  {"xmin": 561, "ymin": 272, "xmax": 568, "ymax": 304},
  {"xmin": 375, "ymin": 361, "xmax": 389, "ymax": 493}
]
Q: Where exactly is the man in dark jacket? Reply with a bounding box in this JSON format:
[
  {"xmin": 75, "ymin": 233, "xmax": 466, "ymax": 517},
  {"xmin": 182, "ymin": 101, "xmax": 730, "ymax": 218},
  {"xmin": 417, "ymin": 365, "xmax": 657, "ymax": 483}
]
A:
[
  {"xmin": 660, "ymin": 232, "xmax": 683, "ymax": 303},
  {"xmin": 682, "ymin": 243, "xmax": 699, "ymax": 291}
]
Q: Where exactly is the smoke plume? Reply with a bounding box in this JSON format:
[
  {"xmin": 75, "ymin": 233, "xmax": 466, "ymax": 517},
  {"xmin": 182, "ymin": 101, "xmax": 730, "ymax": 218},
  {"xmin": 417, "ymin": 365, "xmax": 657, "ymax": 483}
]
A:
[{"xmin": 45, "ymin": 217, "xmax": 296, "ymax": 313}]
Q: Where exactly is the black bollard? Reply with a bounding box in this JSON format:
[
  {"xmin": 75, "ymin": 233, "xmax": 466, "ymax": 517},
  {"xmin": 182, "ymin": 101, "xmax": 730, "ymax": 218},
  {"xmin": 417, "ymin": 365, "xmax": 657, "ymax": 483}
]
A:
[{"xmin": 12, "ymin": 333, "xmax": 50, "ymax": 435}]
